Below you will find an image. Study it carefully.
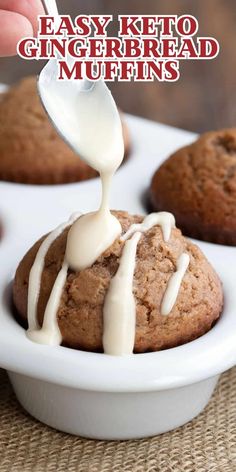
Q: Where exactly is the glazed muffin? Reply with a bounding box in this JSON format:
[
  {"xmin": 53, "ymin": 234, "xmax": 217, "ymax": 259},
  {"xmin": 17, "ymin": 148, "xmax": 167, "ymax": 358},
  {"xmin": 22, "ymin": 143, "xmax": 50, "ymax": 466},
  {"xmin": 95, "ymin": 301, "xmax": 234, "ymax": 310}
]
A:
[
  {"xmin": 0, "ymin": 77, "xmax": 130, "ymax": 185},
  {"xmin": 150, "ymin": 128, "xmax": 236, "ymax": 245},
  {"xmin": 13, "ymin": 211, "xmax": 223, "ymax": 353}
]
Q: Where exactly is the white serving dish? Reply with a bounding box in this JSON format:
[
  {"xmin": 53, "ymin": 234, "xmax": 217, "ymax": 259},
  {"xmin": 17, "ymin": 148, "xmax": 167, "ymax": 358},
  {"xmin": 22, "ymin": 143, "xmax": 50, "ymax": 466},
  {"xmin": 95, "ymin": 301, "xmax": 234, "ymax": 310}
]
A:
[{"xmin": 0, "ymin": 112, "xmax": 236, "ymax": 440}]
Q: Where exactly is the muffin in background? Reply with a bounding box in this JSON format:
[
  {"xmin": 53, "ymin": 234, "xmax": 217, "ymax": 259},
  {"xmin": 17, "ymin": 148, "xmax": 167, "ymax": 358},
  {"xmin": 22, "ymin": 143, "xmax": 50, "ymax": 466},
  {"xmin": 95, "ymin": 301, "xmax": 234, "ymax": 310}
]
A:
[
  {"xmin": 0, "ymin": 76, "xmax": 130, "ymax": 185},
  {"xmin": 150, "ymin": 129, "xmax": 236, "ymax": 245}
]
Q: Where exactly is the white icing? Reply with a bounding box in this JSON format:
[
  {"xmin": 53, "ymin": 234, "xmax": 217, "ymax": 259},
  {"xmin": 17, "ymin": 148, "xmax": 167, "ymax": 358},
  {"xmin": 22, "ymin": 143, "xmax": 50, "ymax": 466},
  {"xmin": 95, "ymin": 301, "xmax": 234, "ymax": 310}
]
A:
[
  {"xmin": 66, "ymin": 175, "xmax": 121, "ymax": 271},
  {"xmin": 103, "ymin": 232, "xmax": 141, "ymax": 356},
  {"xmin": 27, "ymin": 261, "xmax": 68, "ymax": 345},
  {"xmin": 40, "ymin": 80, "xmax": 124, "ymax": 174},
  {"xmin": 122, "ymin": 212, "xmax": 175, "ymax": 243},
  {"xmin": 27, "ymin": 221, "xmax": 70, "ymax": 331},
  {"xmin": 103, "ymin": 212, "xmax": 176, "ymax": 355},
  {"xmin": 71, "ymin": 81, "xmax": 124, "ymax": 174},
  {"xmin": 65, "ymin": 81, "xmax": 124, "ymax": 271},
  {"xmin": 27, "ymin": 213, "xmax": 80, "ymax": 341},
  {"xmin": 161, "ymin": 253, "xmax": 190, "ymax": 316}
]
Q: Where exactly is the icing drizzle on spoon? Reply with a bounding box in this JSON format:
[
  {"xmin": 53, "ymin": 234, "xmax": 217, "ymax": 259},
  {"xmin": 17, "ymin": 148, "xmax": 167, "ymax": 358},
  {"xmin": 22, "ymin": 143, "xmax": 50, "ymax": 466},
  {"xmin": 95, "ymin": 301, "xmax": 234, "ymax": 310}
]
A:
[
  {"xmin": 64, "ymin": 81, "xmax": 124, "ymax": 271},
  {"xmin": 39, "ymin": 80, "xmax": 124, "ymax": 271}
]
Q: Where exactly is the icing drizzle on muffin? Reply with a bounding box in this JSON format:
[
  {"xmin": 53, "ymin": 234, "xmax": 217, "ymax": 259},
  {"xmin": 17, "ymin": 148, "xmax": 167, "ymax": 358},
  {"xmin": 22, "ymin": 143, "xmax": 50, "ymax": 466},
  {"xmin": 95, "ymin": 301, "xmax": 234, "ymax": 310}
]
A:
[
  {"xmin": 26, "ymin": 80, "xmax": 189, "ymax": 355},
  {"xmin": 27, "ymin": 211, "xmax": 190, "ymax": 353}
]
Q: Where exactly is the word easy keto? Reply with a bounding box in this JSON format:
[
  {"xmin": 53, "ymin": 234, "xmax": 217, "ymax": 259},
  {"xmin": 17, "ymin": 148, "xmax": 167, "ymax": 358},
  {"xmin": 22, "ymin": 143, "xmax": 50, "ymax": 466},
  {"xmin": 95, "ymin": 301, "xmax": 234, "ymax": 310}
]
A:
[{"xmin": 18, "ymin": 15, "xmax": 220, "ymax": 82}]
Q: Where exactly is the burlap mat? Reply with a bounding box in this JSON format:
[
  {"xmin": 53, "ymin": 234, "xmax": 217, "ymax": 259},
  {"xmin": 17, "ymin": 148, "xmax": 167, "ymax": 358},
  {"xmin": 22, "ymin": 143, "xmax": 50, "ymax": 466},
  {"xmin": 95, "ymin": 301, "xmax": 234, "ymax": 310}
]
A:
[{"xmin": 0, "ymin": 367, "xmax": 236, "ymax": 472}]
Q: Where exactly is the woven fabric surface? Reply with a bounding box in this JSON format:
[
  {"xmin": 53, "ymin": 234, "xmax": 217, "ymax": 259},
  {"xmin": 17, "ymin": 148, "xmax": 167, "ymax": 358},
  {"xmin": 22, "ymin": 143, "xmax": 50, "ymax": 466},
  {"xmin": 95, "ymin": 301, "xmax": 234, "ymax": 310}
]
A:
[{"xmin": 0, "ymin": 367, "xmax": 236, "ymax": 472}]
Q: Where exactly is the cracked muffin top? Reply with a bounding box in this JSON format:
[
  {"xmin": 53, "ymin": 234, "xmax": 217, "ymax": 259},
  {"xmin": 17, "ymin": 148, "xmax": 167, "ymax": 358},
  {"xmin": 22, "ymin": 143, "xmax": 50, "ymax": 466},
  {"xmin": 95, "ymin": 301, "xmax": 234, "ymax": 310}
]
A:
[
  {"xmin": 150, "ymin": 129, "xmax": 236, "ymax": 245},
  {"xmin": 13, "ymin": 211, "xmax": 223, "ymax": 353},
  {"xmin": 0, "ymin": 76, "xmax": 130, "ymax": 185}
]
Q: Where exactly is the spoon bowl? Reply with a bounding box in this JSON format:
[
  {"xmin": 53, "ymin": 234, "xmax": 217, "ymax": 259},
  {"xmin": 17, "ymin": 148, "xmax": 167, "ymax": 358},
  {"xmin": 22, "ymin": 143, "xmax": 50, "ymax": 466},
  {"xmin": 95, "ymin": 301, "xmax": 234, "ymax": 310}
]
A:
[{"xmin": 37, "ymin": 65, "xmax": 123, "ymax": 172}]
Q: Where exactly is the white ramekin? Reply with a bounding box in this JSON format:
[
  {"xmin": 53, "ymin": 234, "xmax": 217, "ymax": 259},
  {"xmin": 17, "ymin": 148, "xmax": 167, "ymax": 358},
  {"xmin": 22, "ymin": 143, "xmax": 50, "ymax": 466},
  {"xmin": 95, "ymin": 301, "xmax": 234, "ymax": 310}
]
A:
[{"xmin": 0, "ymin": 248, "xmax": 235, "ymax": 439}]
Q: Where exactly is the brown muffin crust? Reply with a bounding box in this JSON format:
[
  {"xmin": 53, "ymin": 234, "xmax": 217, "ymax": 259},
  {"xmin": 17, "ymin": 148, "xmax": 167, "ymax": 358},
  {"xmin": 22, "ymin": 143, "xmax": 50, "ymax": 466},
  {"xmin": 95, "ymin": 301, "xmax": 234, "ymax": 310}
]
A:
[
  {"xmin": 150, "ymin": 128, "xmax": 236, "ymax": 245},
  {"xmin": 13, "ymin": 211, "xmax": 223, "ymax": 353},
  {"xmin": 0, "ymin": 77, "xmax": 130, "ymax": 185}
]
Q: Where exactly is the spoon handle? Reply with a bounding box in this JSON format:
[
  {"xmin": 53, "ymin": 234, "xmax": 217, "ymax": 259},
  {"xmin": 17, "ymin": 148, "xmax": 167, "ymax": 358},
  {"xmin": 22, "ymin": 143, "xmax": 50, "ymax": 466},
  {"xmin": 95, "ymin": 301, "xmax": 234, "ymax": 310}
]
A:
[{"xmin": 42, "ymin": 0, "xmax": 59, "ymax": 17}]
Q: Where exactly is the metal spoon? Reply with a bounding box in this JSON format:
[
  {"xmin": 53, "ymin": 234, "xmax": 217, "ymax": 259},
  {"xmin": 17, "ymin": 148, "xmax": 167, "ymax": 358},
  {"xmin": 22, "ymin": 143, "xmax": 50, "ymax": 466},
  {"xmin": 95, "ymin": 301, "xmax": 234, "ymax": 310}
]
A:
[
  {"xmin": 41, "ymin": 0, "xmax": 59, "ymax": 18},
  {"xmin": 37, "ymin": 0, "xmax": 96, "ymax": 160}
]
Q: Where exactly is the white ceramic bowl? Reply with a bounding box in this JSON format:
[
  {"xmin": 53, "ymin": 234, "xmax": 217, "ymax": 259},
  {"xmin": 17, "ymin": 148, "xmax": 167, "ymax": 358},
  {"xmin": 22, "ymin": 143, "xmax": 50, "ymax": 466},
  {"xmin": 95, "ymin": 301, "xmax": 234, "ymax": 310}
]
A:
[{"xmin": 0, "ymin": 114, "xmax": 236, "ymax": 440}]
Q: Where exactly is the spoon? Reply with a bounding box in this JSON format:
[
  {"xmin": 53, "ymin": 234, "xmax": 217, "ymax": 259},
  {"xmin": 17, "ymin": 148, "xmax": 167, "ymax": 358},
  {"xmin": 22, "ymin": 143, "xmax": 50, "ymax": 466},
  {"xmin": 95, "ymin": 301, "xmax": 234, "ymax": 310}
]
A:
[
  {"xmin": 38, "ymin": 1, "xmax": 93, "ymax": 143},
  {"xmin": 38, "ymin": 0, "xmax": 123, "ymax": 174},
  {"xmin": 41, "ymin": 0, "xmax": 59, "ymax": 18}
]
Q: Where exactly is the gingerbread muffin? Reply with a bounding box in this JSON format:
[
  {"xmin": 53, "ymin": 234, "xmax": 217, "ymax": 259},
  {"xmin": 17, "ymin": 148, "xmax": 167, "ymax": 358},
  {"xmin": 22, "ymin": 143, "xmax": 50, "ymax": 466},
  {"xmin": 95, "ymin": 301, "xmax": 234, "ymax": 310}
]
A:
[
  {"xmin": 150, "ymin": 129, "xmax": 236, "ymax": 245},
  {"xmin": 13, "ymin": 211, "xmax": 223, "ymax": 353},
  {"xmin": 0, "ymin": 77, "xmax": 130, "ymax": 185}
]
